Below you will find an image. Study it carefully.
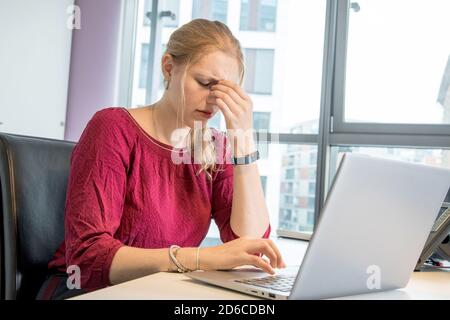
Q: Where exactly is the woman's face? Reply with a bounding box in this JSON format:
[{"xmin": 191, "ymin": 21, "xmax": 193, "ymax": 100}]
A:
[{"xmin": 164, "ymin": 50, "xmax": 241, "ymax": 128}]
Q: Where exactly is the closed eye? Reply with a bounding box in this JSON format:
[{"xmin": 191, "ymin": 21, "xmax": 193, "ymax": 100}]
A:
[{"xmin": 197, "ymin": 80, "xmax": 212, "ymax": 87}]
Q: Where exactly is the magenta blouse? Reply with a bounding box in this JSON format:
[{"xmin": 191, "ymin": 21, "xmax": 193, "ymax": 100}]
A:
[{"xmin": 48, "ymin": 107, "xmax": 271, "ymax": 291}]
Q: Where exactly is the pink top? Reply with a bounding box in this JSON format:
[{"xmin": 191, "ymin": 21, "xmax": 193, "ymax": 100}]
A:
[{"xmin": 48, "ymin": 107, "xmax": 271, "ymax": 291}]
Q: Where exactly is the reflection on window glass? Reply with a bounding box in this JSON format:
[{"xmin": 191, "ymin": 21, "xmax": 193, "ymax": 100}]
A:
[
  {"xmin": 345, "ymin": 0, "xmax": 450, "ymax": 124},
  {"xmin": 329, "ymin": 146, "xmax": 450, "ymax": 192},
  {"xmin": 243, "ymin": 49, "xmax": 274, "ymax": 94},
  {"xmin": 240, "ymin": 0, "xmax": 278, "ymax": 32},
  {"xmin": 192, "ymin": 0, "xmax": 228, "ymax": 23}
]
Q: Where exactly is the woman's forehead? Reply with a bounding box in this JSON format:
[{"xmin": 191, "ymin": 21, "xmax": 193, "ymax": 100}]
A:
[
  {"xmin": 190, "ymin": 52, "xmax": 240, "ymax": 82},
  {"xmin": 190, "ymin": 67, "xmax": 239, "ymax": 83}
]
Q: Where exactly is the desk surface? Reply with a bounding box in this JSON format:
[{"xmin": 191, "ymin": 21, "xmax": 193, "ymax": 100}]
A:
[{"xmin": 72, "ymin": 238, "xmax": 450, "ymax": 300}]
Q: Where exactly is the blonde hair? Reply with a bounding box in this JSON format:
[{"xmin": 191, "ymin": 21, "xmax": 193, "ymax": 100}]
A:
[{"xmin": 162, "ymin": 18, "xmax": 245, "ymax": 180}]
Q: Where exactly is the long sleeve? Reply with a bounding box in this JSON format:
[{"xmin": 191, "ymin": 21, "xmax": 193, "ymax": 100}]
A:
[{"xmin": 63, "ymin": 110, "xmax": 131, "ymax": 290}]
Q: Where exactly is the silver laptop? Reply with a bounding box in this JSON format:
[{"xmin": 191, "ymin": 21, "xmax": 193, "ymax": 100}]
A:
[{"xmin": 186, "ymin": 153, "xmax": 450, "ymax": 300}]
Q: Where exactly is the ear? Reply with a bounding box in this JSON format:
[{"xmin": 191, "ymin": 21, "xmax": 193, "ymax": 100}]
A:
[{"xmin": 162, "ymin": 53, "xmax": 173, "ymax": 79}]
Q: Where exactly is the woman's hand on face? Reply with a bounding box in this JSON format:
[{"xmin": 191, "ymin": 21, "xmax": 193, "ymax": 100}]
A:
[
  {"xmin": 208, "ymin": 80, "xmax": 257, "ymax": 157},
  {"xmin": 201, "ymin": 238, "xmax": 287, "ymax": 275},
  {"xmin": 209, "ymin": 80, "xmax": 254, "ymax": 132}
]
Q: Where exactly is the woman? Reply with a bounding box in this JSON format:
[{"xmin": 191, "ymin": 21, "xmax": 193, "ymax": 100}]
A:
[{"xmin": 37, "ymin": 19, "xmax": 286, "ymax": 300}]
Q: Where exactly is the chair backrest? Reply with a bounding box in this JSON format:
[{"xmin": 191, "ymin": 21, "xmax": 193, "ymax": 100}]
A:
[{"xmin": 0, "ymin": 132, "xmax": 75, "ymax": 299}]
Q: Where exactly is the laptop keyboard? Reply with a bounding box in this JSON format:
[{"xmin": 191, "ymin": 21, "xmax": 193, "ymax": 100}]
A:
[{"xmin": 234, "ymin": 274, "xmax": 295, "ymax": 292}]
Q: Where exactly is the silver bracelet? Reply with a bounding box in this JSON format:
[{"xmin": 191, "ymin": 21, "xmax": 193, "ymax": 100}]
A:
[{"xmin": 169, "ymin": 245, "xmax": 191, "ymax": 273}]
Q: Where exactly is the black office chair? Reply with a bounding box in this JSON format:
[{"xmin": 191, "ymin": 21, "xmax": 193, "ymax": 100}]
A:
[{"xmin": 0, "ymin": 132, "xmax": 75, "ymax": 299}]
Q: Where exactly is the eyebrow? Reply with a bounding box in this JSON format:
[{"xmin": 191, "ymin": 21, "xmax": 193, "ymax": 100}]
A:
[{"xmin": 194, "ymin": 73, "xmax": 221, "ymax": 83}]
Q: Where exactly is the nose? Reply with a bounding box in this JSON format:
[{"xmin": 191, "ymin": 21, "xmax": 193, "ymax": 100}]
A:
[{"xmin": 204, "ymin": 98, "xmax": 219, "ymax": 114}]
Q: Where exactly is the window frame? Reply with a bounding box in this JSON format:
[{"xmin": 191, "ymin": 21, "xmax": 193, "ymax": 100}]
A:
[
  {"xmin": 331, "ymin": 0, "xmax": 450, "ymax": 137},
  {"xmin": 126, "ymin": 0, "xmax": 450, "ymax": 242}
]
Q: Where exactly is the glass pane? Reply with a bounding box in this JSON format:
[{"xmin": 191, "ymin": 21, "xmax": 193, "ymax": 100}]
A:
[
  {"xmin": 192, "ymin": 0, "xmax": 228, "ymax": 23},
  {"xmin": 143, "ymin": 0, "xmax": 151, "ymax": 26},
  {"xmin": 162, "ymin": 0, "xmax": 180, "ymax": 27},
  {"xmin": 345, "ymin": 0, "xmax": 450, "ymax": 124},
  {"xmin": 132, "ymin": 0, "xmax": 153, "ymax": 107},
  {"xmin": 133, "ymin": 0, "xmax": 326, "ymax": 134},
  {"xmin": 278, "ymin": 144, "xmax": 317, "ymax": 233},
  {"xmin": 260, "ymin": 175, "xmax": 268, "ymax": 196},
  {"xmin": 253, "ymin": 112, "xmax": 271, "ymax": 130},
  {"xmin": 143, "ymin": 0, "xmax": 180, "ymax": 27},
  {"xmin": 329, "ymin": 146, "xmax": 450, "ymax": 193},
  {"xmin": 206, "ymin": 143, "xmax": 317, "ymax": 238},
  {"xmin": 208, "ymin": 113, "xmax": 222, "ymax": 129},
  {"xmin": 243, "ymin": 49, "xmax": 274, "ymax": 95},
  {"xmin": 139, "ymin": 44, "xmax": 149, "ymax": 89},
  {"xmin": 240, "ymin": 0, "xmax": 278, "ymax": 32}
]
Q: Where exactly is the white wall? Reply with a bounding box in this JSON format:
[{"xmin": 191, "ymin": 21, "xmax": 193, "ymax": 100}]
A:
[{"xmin": 0, "ymin": 0, "xmax": 73, "ymax": 139}]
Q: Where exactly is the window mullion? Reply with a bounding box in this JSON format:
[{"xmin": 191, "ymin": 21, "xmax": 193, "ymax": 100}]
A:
[
  {"xmin": 330, "ymin": 132, "xmax": 450, "ymax": 149},
  {"xmin": 255, "ymin": 133, "xmax": 318, "ymax": 145},
  {"xmin": 313, "ymin": 0, "xmax": 339, "ymax": 231},
  {"xmin": 145, "ymin": 0, "xmax": 163, "ymax": 105}
]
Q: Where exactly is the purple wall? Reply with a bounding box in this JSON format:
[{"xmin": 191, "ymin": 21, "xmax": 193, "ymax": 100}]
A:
[{"xmin": 64, "ymin": 0, "xmax": 122, "ymax": 142}]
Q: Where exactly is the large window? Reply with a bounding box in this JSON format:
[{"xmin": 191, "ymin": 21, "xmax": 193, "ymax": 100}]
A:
[
  {"xmin": 131, "ymin": 0, "xmax": 325, "ymax": 239},
  {"xmin": 127, "ymin": 0, "xmax": 450, "ymax": 241},
  {"xmin": 343, "ymin": 0, "xmax": 450, "ymax": 125}
]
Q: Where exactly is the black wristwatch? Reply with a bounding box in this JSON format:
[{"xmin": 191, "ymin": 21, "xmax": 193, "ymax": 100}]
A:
[{"xmin": 232, "ymin": 150, "xmax": 260, "ymax": 165}]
